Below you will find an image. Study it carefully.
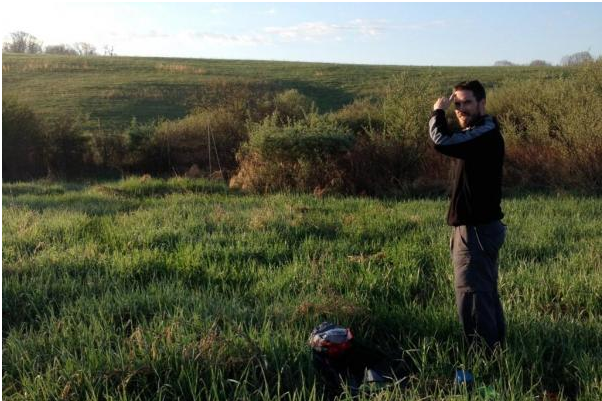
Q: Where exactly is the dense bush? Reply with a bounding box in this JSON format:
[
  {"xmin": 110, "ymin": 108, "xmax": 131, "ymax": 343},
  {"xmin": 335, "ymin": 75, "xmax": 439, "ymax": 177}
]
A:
[
  {"xmin": 150, "ymin": 108, "xmax": 247, "ymax": 178},
  {"xmin": 89, "ymin": 130, "xmax": 129, "ymax": 177},
  {"xmin": 44, "ymin": 113, "xmax": 92, "ymax": 179},
  {"xmin": 330, "ymin": 91, "xmax": 447, "ymax": 195},
  {"xmin": 121, "ymin": 118, "xmax": 160, "ymax": 173},
  {"xmin": 488, "ymin": 60, "xmax": 602, "ymax": 190},
  {"xmin": 329, "ymin": 98, "xmax": 385, "ymax": 135},
  {"xmin": 382, "ymin": 73, "xmax": 439, "ymax": 143},
  {"xmin": 230, "ymin": 104, "xmax": 448, "ymax": 196},
  {"xmin": 379, "ymin": 74, "xmax": 448, "ymax": 191},
  {"xmin": 230, "ymin": 113, "xmax": 355, "ymax": 193},
  {"xmin": 272, "ymin": 89, "xmax": 313, "ymax": 123},
  {"xmin": 2, "ymin": 98, "xmax": 47, "ymax": 180},
  {"xmin": 344, "ymin": 135, "xmax": 449, "ymax": 196},
  {"xmin": 3, "ymin": 101, "xmax": 108, "ymax": 181}
]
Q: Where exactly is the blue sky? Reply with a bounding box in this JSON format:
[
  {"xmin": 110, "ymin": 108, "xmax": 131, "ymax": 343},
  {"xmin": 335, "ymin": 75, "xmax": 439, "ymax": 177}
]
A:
[{"xmin": 2, "ymin": 2, "xmax": 601, "ymax": 66}]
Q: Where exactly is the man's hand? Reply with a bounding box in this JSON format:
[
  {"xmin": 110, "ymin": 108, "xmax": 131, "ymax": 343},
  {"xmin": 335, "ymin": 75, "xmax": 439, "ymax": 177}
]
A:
[{"xmin": 433, "ymin": 93, "xmax": 455, "ymax": 111}]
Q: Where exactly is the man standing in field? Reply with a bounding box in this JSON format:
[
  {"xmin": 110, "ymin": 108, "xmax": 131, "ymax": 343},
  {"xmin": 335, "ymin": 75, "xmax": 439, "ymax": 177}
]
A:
[{"xmin": 429, "ymin": 81, "xmax": 507, "ymax": 355}]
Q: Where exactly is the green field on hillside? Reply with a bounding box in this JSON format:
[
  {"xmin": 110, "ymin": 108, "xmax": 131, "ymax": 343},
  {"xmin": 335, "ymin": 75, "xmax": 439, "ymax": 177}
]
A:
[
  {"xmin": 2, "ymin": 178, "xmax": 601, "ymax": 400},
  {"xmin": 2, "ymin": 53, "xmax": 575, "ymax": 128}
]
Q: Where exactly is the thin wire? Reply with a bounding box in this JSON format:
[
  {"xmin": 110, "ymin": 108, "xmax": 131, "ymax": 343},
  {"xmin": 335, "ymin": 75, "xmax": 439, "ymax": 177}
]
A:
[
  {"xmin": 209, "ymin": 125, "xmax": 224, "ymax": 180},
  {"xmin": 207, "ymin": 125, "xmax": 212, "ymax": 174}
]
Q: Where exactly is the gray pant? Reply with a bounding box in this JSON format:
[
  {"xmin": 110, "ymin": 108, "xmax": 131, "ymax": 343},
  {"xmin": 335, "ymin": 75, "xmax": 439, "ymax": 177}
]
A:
[{"xmin": 450, "ymin": 221, "xmax": 506, "ymax": 350}]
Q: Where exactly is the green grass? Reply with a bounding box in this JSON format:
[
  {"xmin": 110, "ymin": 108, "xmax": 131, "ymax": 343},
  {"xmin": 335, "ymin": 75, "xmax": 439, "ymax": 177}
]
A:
[
  {"xmin": 2, "ymin": 178, "xmax": 601, "ymax": 400},
  {"xmin": 2, "ymin": 53, "xmax": 577, "ymax": 128}
]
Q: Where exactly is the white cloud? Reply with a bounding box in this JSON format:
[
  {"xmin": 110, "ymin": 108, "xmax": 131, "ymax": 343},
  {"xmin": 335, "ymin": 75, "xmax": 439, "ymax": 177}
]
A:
[
  {"xmin": 348, "ymin": 19, "xmax": 388, "ymax": 37},
  {"xmin": 396, "ymin": 20, "xmax": 449, "ymax": 31},
  {"xmin": 263, "ymin": 19, "xmax": 389, "ymax": 43},
  {"xmin": 186, "ymin": 31, "xmax": 269, "ymax": 46},
  {"xmin": 110, "ymin": 30, "xmax": 170, "ymax": 41},
  {"xmin": 210, "ymin": 7, "xmax": 229, "ymax": 15},
  {"xmin": 264, "ymin": 22, "xmax": 334, "ymax": 41},
  {"xmin": 118, "ymin": 18, "xmax": 448, "ymax": 50},
  {"xmin": 102, "ymin": 29, "xmax": 273, "ymax": 49}
]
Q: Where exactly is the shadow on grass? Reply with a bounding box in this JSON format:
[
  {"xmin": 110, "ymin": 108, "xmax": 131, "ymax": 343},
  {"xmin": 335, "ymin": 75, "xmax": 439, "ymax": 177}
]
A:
[
  {"xmin": 505, "ymin": 318, "xmax": 600, "ymax": 400},
  {"xmin": 92, "ymin": 179, "xmax": 233, "ymax": 198},
  {"xmin": 2, "ymin": 192, "xmax": 144, "ymax": 216},
  {"xmin": 1, "ymin": 256, "xmax": 211, "ymax": 338},
  {"xmin": 353, "ymin": 308, "xmax": 597, "ymax": 400},
  {"xmin": 4, "ymin": 177, "xmax": 599, "ymax": 207},
  {"xmin": 502, "ymin": 186, "xmax": 601, "ymax": 200},
  {"xmin": 2, "ymin": 181, "xmax": 86, "ymax": 196},
  {"xmin": 365, "ymin": 185, "xmax": 600, "ymax": 202},
  {"xmin": 2, "ymin": 179, "xmax": 244, "ymax": 217},
  {"xmin": 280, "ymin": 79, "xmax": 356, "ymax": 112}
]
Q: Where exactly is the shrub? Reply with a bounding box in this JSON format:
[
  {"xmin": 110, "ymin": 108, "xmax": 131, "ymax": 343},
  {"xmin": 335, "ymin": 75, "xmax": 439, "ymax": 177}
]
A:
[
  {"xmin": 367, "ymin": 74, "xmax": 447, "ymax": 194},
  {"xmin": 2, "ymin": 98, "xmax": 47, "ymax": 181},
  {"xmin": 488, "ymin": 62, "xmax": 602, "ymax": 191},
  {"xmin": 272, "ymin": 89, "xmax": 313, "ymax": 123},
  {"xmin": 89, "ymin": 130, "xmax": 129, "ymax": 177},
  {"xmin": 230, "ymin": 113, "xmax": 355, "ymax": 193},
  {"xmin": 329, "ymin": 98, "xmax": 385, "ymax": 135},
  {"xmin": 570, "ymin": 61, "xmax": 602, "ymax": 189},
  {"xmin": 382, "ymin": 73, "xmax": 439, "ymax": 143},
  {"xmin": 339, "ymin": 132, "xmax": 449, "ymax": 196},
  {"xmin": 121, "ymin": 118, "xmax": 159, "ymax": 173},
  {"xmin": 249, "ymin": 114, "xmax": 354, "ymax": 160},
  {"xmin": 232, "ymin": 76, "xmax": 450, "ymax": 196},
  {"xmin": 44, "ymin": 113, "xmax": 92, "ymax": 179},
  {"xmin": 150, "ymin": 108, "xmax": 247, "ymax": 177}
]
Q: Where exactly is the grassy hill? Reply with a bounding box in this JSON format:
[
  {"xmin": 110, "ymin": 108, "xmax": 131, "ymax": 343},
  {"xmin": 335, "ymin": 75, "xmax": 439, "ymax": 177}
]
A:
[{"xmin": 2, "ymin": 53, "xmax": 574, "ymax": 128}]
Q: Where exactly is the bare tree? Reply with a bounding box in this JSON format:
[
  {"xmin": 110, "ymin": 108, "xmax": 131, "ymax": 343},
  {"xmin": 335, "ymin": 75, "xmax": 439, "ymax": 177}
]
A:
[
  {"xmin": 45, "ymin": 44, "xmax": 78, "ymax": 55},
  {"xmin": 27, "ymin": 40, "xmax": 43, "ymax": 54},
  {"xmin": 560, "ymin": 51, "xmax": 594, "ymax": 66},
  {"xmin": 103, "ymin": 45, "xmax": 115, "ymax": 56},
  {"xmin": 494, "ymin": 60, "xmax": 515, "ymax": 66},
  {"xmin": 2, "ymin": 31, "xmax": 43, "ymax": 54},
  {"xmin": 73, "ymin": 42, "xmax": 97, "ymax": 56}
]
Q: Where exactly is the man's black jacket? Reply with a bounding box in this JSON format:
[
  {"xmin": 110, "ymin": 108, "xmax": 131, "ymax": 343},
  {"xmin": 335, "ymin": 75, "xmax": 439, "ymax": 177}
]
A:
[{"xmin": 429, "ymin": 109, "xmax": 504, "ymax": 226}]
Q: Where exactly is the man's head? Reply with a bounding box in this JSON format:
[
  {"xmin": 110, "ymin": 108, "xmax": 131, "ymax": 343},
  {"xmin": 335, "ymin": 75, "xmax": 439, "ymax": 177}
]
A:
[{"xmin": 452, "ymin": 80, "xmax": 486, "ymax": 128}]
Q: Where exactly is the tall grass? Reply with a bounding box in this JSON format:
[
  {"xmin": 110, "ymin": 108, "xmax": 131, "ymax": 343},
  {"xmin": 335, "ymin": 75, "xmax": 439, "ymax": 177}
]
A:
[{"xmin": 3, "ymin": 178, "xmax": 601, "ymax": 400}]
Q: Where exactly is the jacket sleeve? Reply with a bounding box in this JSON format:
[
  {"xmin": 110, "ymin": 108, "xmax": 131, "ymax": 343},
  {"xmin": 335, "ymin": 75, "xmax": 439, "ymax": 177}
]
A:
[
  {"xmin": 429, "ymin": 111, "xmax": 497, "ymax": 159},
  {"xmin": 428, "ymin": 109, "xmax": 452, "ymax": 139}
]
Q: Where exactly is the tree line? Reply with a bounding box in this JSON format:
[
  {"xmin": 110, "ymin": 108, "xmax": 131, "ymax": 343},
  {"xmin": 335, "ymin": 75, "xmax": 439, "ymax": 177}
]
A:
[
  {"xmin": 4, "ymin": 30, "xmax": 597, "ymax": 66},
  {"xmin": 2, "ymin": 31, "xmax": 114, "ymax": 56},
  {"xmin": 494, "ymin": 51, "xmax": 598, "ymax": 67}
]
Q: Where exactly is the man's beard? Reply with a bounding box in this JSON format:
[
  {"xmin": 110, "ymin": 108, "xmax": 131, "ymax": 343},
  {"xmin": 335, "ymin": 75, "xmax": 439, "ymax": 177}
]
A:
[{"xmin": 457, "ymin": 112, "xmax": 482, "ymax": 129}]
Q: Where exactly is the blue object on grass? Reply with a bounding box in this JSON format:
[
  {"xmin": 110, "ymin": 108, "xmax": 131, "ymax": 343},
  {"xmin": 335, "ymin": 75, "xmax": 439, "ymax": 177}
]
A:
[{"xmin": 455, "ymin": 369, "xmax": 474, "ymax": 385}]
